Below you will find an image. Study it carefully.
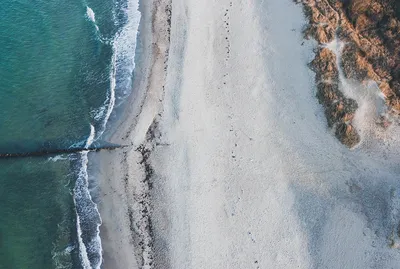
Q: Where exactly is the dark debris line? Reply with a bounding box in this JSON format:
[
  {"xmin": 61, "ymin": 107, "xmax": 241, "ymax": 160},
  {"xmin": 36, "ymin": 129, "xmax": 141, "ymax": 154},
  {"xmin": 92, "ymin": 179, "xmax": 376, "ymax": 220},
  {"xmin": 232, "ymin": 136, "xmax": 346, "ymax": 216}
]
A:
[{"xmin": 0, "ymin": 144, "xmax": 129, "ymax": 159}]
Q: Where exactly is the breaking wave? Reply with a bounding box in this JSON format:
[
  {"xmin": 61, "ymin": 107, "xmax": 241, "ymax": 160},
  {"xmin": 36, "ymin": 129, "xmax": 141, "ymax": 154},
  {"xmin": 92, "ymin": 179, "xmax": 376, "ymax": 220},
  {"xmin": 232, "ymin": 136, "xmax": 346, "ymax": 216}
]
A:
[{"xmin": 71, "ymin": 0, "xmax": 141, "ymax": 268}]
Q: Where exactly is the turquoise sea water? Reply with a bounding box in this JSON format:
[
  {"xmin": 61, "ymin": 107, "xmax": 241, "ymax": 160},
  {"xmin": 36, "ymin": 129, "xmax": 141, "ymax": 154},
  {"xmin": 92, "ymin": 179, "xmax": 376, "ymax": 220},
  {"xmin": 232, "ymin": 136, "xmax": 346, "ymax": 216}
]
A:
[{"xmin": 0, "ymin": 0, "xmax": 140, "ymax": 268}]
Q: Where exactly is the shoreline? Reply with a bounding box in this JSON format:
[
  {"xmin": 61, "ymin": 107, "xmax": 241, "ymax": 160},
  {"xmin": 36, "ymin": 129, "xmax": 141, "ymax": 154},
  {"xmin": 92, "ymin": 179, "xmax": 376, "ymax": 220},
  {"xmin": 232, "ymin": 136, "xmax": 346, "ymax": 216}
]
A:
[{"xmin": 95, "ymin": 0, "xmax": 172, "ymax": 267}]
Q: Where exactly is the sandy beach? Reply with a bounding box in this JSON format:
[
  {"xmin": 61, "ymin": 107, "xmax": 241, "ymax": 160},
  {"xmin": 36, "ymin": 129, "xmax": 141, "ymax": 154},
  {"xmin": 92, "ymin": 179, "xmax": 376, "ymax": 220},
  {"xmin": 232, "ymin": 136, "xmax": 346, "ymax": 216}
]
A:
[{"xmin": 97, "ymin": 0, "xmax": 400, "ymax": 268}]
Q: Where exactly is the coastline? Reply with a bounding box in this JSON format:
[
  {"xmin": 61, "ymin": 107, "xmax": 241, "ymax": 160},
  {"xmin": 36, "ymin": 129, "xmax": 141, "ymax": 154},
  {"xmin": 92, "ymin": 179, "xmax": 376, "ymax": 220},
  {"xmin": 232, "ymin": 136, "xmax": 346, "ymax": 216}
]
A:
[
  {"xmin": 96, "ymin": 0, "xmax": 171, "ymax": 267},
  {"xmin": 96, "ymin": 0, "xmax": 400, "ymax": 268}
]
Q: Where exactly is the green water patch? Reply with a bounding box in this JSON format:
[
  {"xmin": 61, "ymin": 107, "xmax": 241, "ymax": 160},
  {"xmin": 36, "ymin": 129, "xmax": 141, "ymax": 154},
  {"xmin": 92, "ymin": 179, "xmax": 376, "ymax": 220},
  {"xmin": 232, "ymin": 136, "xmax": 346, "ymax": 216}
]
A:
[
  {"xmin": 0, "ymin": 158, "xmax": 78, "ymax": 269},
  {"xmin": 0, "ymin": 0, "xmax": 116, "ymax": 268}
]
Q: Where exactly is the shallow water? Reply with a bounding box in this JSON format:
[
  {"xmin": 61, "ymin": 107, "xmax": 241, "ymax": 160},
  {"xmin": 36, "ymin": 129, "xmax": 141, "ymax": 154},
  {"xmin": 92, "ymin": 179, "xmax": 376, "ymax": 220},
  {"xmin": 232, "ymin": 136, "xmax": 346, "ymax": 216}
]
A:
[{"xmin": 0, "ymin": 0, "xmax": 140, "ymax": 268}]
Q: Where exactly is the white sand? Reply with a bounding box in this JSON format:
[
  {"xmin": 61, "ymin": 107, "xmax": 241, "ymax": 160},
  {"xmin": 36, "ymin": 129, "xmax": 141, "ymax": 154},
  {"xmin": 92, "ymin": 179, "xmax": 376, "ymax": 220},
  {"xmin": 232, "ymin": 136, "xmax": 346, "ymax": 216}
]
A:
[{"xmin": 98, "ymin": 0, "xmax": 400, "ymax": 268}]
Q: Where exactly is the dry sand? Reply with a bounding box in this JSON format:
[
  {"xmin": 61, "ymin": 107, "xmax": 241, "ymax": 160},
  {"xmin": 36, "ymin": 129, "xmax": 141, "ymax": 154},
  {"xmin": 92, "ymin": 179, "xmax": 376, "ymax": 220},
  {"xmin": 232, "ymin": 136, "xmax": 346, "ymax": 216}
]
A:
[{"xmin": 97, "ymin": 0, "xmax": 400, "ymax": 268}]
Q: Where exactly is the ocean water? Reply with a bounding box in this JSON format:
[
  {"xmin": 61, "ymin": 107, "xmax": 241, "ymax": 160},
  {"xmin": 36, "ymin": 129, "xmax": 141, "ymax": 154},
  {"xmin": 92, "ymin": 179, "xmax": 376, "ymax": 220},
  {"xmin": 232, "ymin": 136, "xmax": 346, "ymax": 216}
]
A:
[{"xmin": 0, "ymin": 0, "xmax": 140, "ymax": 268}]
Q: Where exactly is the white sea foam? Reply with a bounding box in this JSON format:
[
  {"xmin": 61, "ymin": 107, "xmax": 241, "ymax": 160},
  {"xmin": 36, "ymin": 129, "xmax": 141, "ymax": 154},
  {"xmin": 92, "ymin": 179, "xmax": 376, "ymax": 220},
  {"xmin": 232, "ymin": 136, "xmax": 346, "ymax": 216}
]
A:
[
  {"xmin": 47, "ymin": 125, "xmax": 96, "ymax": 162},
  {"xmin": 95, "ymin": 0, "xmax": 141, "ymax": 139},
  {"xmin": 74, "ymin": 151, "xmax": 103, "ymax": 269},
  {"xmin": 86, "ymin": 7, "xmax": 96, "ymax": 23},
  {"xmin": 86, "ymin": 6, "xmax": 99, "ymax": 31},
  {"xmin": 75, "ymin": 206, "xmax": 92, "ymax": 269},
  {"xmin": 85, "ymin": 124, "xmax": 96, "ymax": 148},
  {"xmin": 47, "ymin": 155, "xmax": 68, "ymax": 162},
  {"xmin": 73, "ymin": 124, "xmax": 102, "ymax": 269},
  {"xmin": 101, "ymin": 53, "xmax": 116, "ymax": 136}
]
